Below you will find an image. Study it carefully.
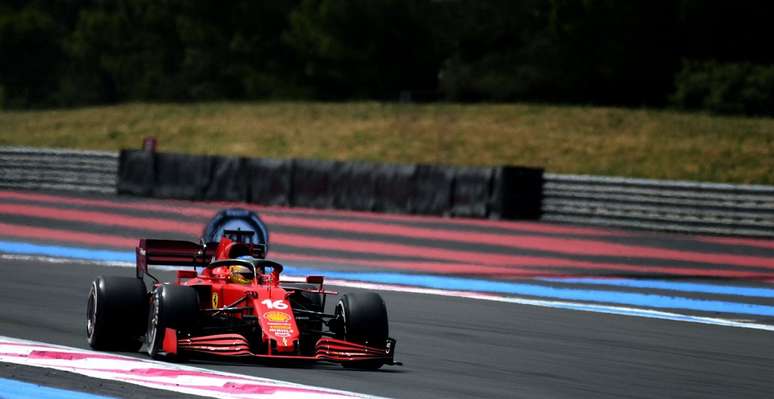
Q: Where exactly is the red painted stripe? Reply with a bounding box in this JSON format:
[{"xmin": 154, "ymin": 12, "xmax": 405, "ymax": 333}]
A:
[
  {"xmin": 274, "ymin": 233, "xmax": 557, "ymax": 268},
  {"xmin": 0, "ymin": 190, "xmax": 627, "ymax": 237},
  {"xmin": 0, "ymin": 345, "xmax": 356, "ymax": 397},
  {"xmin": 271, "ymin": 252, "xmax": 561, "ymax": 278},
  {"xmin": 264, "ymin": 214, "xmax": 774, "ymax": 270},
  {"xmin": 0, "ymin": 211, "xmax": 559, "ymax": 271},
  {"xmin": 94, "ymin": 367, "xmax": 241, "ymax": 379},
  {"xmin": 28, "ymin": 350, "xmax": 127, "ymax": 361},
  {"xmin": 696, "ymin": 236, "xmax": 774, "ymax": 250},
  {"xmin": 2, "ymin": 196, "xmax": 772, "ymax": 271},
  {"xmin": 0, "ymin": 222, "xmax": 135, "ymax": 248},
  {"xmin": 272, "ymin": 252, "xmax": 774, "ymax": 279},
  {"xmin": 0, "ymin": 203, "xmax": 574, "ymax": 268},
  {"xmin": 2, "ymin": 220, "xmax": 770, "ymax": 279},
  {"xmin": 0, "ymin": 190, "xmax": 215, "ymax": 219},
  {"xmin": 115, "ymin": 376, "xmax": 342, "ymax": 396},
  {"xmin": 243, "ymin": 202, "xmax": 630, "ymax": 237},
  {"xmin": 1, "ymin": 193, "xmax": 584, "ymax": 262},
  {"xmin": 278, "ymin": 226, "xmax": 774, "ymax": 271},
  {"xmin": 0, "ymin": 215, "xmax": 564, "ymax": 273},
  {"xmin": 273, "ymin": 251, "xmax": 773, "ymax": 280},
  {"xmin": 0, "ymin": 203, "xmax": 201, "ymax": 235},
  {"xmin": 2, "ymin": 202, "xmax": 774, "ymax": 275},
  {"xmin": 500, "ymin": 235, "xmax": 774, "ymax": 270}
]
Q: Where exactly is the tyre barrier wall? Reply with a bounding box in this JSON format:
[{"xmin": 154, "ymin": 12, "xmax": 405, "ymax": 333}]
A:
[
  {"xmin": 542, "ymin": 173, "xmax": 774, "ymax": 237},
  {"xmin": 117, "ymin": 149, "xmax": 541, "ymax": 219},
  {"xmin": 0, "ymin": 146, "xmax": 118, "ymax": 194}
]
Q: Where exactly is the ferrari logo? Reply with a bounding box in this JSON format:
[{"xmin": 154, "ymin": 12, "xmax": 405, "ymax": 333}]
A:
[{"xmin": 211, "ymin": 292, "xmax": 219, "ymax": 308}]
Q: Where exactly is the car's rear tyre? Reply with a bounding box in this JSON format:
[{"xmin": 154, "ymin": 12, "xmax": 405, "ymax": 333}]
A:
[
  {"xmin": 335, "ymin": 292, "xmax": 389, "ymax": 370},
  {"xmin": 86, "ymin": 276, "xmax": 147, "ymax": 351},
  {"xmin": 146, "ymin": 285, "xmax": 199, "ymax": 359}
]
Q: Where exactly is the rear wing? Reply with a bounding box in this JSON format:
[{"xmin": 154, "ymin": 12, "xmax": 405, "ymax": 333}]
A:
[
  {"xmin": 136, "ymin": 239, "xmax": 215, "ymax": 279},
  {"xmin": 136, "ymin": 238, "xmax": 267, "ymax": 279}
]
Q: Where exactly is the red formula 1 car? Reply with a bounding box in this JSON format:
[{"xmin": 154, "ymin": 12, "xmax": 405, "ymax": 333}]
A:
[{"xmin": 86, "ymin": 209, "xmax": 398, "ymax": 369}]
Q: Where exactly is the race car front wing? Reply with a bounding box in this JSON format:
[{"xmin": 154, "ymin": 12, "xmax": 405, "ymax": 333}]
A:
[{"xmin": 163, "ymin": 329, "xmax": 400, "ymax": 365}]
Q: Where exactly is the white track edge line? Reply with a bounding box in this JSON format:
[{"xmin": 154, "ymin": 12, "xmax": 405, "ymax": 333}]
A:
[{"xmin": 0, "ymin": 335, "xmax": 389, "ymax": 399}]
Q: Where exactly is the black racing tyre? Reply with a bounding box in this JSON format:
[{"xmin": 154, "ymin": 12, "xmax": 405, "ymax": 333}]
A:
[
  {"xmin": 86, "ymin": 276, "xmax": 147, "ymax": 351},
  {"xmin": 335, "ymin": 292, "xmax": 389, "ymax": 369},
  {"xmin": 145, "ymin": 285, "xmax": 199, "ymax": 359}
]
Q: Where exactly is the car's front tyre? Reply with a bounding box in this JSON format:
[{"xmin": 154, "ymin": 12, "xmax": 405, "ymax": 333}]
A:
[
  {"xmin": 335, "ymin": 292, "xmax": 389, "ymax": 370},
  {"xmin": 145, "ymin": 285, "xmax": 199, "ymax": 359}
]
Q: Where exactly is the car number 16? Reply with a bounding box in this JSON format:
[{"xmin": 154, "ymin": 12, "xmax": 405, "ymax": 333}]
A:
[{"xmin": 261, "ymin": 299, "xmax": 288, "ymax": 309}]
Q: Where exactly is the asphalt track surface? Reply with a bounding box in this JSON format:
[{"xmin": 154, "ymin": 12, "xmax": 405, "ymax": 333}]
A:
[
  {"xmin": 1, "ymin": 258, "xmax": 772, "ymax": 398},
  {"xmin": 0, "ymin": 190, "xmax": 773, "ymax": 398}
]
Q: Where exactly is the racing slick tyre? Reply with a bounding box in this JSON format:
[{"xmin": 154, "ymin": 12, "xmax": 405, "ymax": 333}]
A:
[
  {"xmin": 86, "ymin": 276, "xmax": 147, "ymax": 351},
  {"xmin": 335, "ymin": 292, "xmax": 389, "ymax": 370},
  {"xmin": 146, "ymin": 285, "xmax": 199, "ymax": 360}
]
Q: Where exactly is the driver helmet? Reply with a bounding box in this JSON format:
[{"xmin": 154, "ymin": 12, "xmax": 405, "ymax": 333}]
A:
[
  {"xmin": 236, "ymin": 255, "xmax": 258, "ymax": 266},
  {"xmin": 229, "ymin": 257, "xmax": 255, "ymax": 284}
]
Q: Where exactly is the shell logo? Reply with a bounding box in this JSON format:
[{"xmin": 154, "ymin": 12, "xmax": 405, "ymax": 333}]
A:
[{"xmin": 264, "ymin": 311, "xmax": 290, "ymax": 322}]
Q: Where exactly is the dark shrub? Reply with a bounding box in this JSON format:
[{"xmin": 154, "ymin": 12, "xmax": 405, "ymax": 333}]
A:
[{"xmin": 671, "ymin": 61, "xmax": 774, "ymax": 116}]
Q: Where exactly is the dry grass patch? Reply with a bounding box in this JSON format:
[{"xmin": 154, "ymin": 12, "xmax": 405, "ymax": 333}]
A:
[{"xmin": 1, "ymin": 102, "xmax": 772, "ymax": 184}]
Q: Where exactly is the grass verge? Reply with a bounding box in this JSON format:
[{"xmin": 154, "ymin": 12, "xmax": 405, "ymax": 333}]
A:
[{"xmin": 1, "ymin": 101, "xmax": 772, "ymax": 184}]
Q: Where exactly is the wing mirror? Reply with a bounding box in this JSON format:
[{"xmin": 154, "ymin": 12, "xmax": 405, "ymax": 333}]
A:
[{"xmin": 306, "ymin": 275, "xmax": 324, "ymax": 285}]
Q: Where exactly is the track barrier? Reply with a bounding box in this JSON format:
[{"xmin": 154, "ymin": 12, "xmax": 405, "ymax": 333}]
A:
[
  {"xmin": 1, "ymin": 146, "xmax": 772, "ymax": 237},
  {"xmin": 450, "ymin": 166, "xmax": 495, "ymax": 218},
  {"xmin": 291, "ymin": 158, "xmax": 338, "ymax": 209},
  {"xmin": 542, "ymin": 173, "xmax": 774, "ymax": 237},
  {"xmin": 244, "ymin": 157, "xmax": 293, "ymax": 206},
  {"xmin": 331, "ymin": 161, "xmax": 377, "ymax": 211},
  {"xmin": 0, "ymin": 147, "xmax": 117, "ymax": 194},
  {"xmin": 205, "ymin": 156, "xmax": 247, "ymax": 201},
  {"xmin": 117, "ymin": 149, "xmax": 525, "ymax": 219},
  {"xmin": 117, "ymin": 149, "xmax": 154, "ymax": 196},
  {"xmin": 153, "ymin": 152, "xmax": 213, "ymax": 199}
]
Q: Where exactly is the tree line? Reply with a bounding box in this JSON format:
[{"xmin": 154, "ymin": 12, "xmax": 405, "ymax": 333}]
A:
[{"xmin": 1, "ymin": 0, "xmax": 773, "ymax": 115}]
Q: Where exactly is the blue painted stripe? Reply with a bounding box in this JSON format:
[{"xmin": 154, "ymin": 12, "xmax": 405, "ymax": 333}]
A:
[
  {"xmin": 0, "ymin": 377, "xmax": 116, "ymax": 399},
  {"xmin": 538, "ymin": 277, "xmax": 774, "ymax": 298},
  {"xmin": 279, "ymin": 266, "xmax": 774, "ymax": 317},
  {"xmin": 2, "ymin": 240, "xmax": 774, "ymax": 317},
  {"xmin": 526, "ymin": 300, "xmax": 772, "ymax": 329},
  {"xmin": 0, "ymin": 241, "xmax": 133, "ymax": 263}
]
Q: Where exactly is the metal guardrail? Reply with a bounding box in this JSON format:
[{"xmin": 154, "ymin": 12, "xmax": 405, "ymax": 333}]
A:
[
  {"xmin": 0, "ymin": 147, "xmax": 118, "ymax": 194},
  {"xmin": 541, "ymin": 173, "xmax": 774, "ymax": 237}
]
